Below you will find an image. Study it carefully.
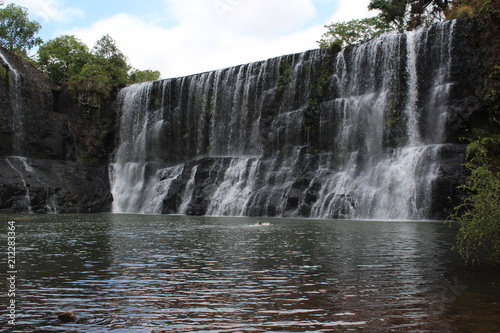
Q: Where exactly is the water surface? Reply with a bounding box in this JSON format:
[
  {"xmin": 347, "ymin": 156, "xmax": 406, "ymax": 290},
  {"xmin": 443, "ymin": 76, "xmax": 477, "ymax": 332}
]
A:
[{"xmin": 0, "ymin": 214, "xmax": 498, "ymax": 332}]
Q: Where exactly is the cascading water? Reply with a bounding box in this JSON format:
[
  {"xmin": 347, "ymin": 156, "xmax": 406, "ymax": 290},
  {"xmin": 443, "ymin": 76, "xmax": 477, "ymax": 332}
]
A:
[
  {"xmin": 110, "ymin": 21, "xmax": 463, "ymax": 220},
  {"xmin": 0, "ymin": 49, "xmax": 25, "ymax": 155},
  {"xmin": 5, "ymin": 156, "xmax": 34, "ymax": 213}
]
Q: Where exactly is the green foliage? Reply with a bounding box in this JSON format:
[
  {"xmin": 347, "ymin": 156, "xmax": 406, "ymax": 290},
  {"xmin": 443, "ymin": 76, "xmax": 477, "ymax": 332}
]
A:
[
  {"xmin": 446, "ymin": 5, "xmax": 475, "ymax": 19},
  {"xmin": 369, "ymin": 0, "xmax": 408, "ymax": 29},
  {"xmin": 309, "ymin": 66, "xmax": 332, "ymax": 106},
  {"xmin": 368, "ymin": 0, "xmax": 454, "ymax": 30},
  {"xmin": 37, "ymin": 35, "xmax": 90, "ymax": 82},
  {"xmin": 92, "ymin": 34, "xmax": 130, "ymax": 86},
  {"xmin": 0, "ymin": 62, "xmax": 12, "ymax": 90},
  {"xmin": 475, "ymin": 0, "xmax": 500, "ymax": 18},
  {"xmin": 0, "ymin": 4, "xmax": 43, "ymax": 53},
  {"xmin": 445, "ymin": 0, "xmax": 500, "ymax": 21},
  {"xmin": 37, "ymin": 34, "xmax": 161, "ymax": 96},
  {"xmin": 484, "ymin": 65, "xmax": 500, "ymax": 128},
  {"xmin": 326, "ymin": 39, "xmax": 343, "ymax": 54},
  {"xmin": 278, "ymin": 58, "xmax": 293, "ymax": 93},
  {"xmin": 452, "ymin": 132, "xmax": 500, "ymax": 264},
  {"xmin": 128, "ymin": 69, "xmax": 161, "ymax": 84},
  {"xmin": 77, "ymin": 154, "xmax": 101, "ymax": 164},
  {"xmin": 318, "ymin": 15, "xmax": 393, "ymax": 49},
  {"xmin": 76, "ymin": 63, "xmax": 113, "ymax": 96}
]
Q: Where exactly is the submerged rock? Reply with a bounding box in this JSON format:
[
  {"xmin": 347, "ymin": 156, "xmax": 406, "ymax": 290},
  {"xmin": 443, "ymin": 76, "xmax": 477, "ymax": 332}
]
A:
[{"xmin": 57, "ymin": 311, "xmax": 76, "ymax": 322}]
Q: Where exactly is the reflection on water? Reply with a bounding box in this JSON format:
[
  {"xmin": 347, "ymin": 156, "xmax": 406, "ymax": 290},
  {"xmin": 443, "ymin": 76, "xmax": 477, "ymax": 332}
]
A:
[{"xmin": 0, "ymin": 214, "xmax": 499, "ymax": 332}]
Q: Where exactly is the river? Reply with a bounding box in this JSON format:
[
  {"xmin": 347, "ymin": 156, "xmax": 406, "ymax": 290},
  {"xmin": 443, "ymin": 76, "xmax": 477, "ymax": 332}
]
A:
[{"xmin": 1, "ymin": 214, "xmax": 498, "ymax": 332}]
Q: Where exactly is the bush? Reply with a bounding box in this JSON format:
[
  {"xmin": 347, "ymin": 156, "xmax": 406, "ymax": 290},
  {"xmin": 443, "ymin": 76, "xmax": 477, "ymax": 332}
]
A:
[{"xmin": 452, "ymin": 132, "xmax": 500, "ymax": 264}]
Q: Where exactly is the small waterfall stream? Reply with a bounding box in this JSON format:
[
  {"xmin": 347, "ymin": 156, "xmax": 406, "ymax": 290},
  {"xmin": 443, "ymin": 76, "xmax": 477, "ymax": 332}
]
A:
[
  {"xmin": 0, "ymin": 49, "xmax": 24, "ymax": 154},
  {"xmin": 5, "ymin": 156, "xmax": 34, "ymax": 213},
  {"xmin": 110, "ymin": 21, "xmax": 463, "ymax": 220},
  {"xmin": 1, "ymin": 49, "xmax": 63, "ymax": 214}
]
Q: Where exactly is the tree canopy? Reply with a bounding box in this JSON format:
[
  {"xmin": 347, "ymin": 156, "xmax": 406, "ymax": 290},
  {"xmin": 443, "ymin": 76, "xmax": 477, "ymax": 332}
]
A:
[
  {"xmin": 0, "ymin": 4, "xmax": 160, "ymax": 87},
  {"xmin": 318, "ymin": 0, "xmax": 495, "ymax": 50},
  {"xmin": 37, "ymin": 35, "xmax": 90, "ymax": 82},
  {"xmin": 37, "ymin": 34, "xmax": 161, "ymax": 93},
  {"xmin": 318, "ymin": 15, "xmax": 393, "ymax": 50},
  {"xmin": 368, "ymin": 0, "xmax": 454, "ymax": 30},
  {"xmin": 91, "ymin": 34, "xmax": 130, "ymax": 86},
  {"xmin": 129, "ymin": 69, "xmax": 162, "ymax": 84},
  {"xmin": 0, "ymin": 3, "xmax": 43, "ymax": 54}
]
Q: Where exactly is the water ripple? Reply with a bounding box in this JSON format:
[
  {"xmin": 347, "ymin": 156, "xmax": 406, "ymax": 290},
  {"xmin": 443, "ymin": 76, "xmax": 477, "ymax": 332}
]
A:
[{"xmin": 2, "ymin": 215, "xmax": 499, "ymax": 332}]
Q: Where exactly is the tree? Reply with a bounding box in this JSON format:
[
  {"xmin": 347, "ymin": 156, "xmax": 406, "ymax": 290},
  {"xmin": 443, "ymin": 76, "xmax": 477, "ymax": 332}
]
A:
[
  {"xmin": 368, "ymin": 0, "xmax": 455, "ymax": 30},
  {"xmin": 75, "ymin": 63, "xmax": 113, "ymax": 95},
  {"xmin": 318, "ymin": 15, "xmax": 394, "ymax": 49},
  {"xmin": 37, "ymin": 34, "xmax": 161, "ymax": 91},
  {"xmin": 37, "ymin": 35, "xmax": 90, "ymax": 82},
  {"xmin": 0, "ymin": 3, "xmax": 43, "ymax": 53},
  {"xmin": 92, "ymin": 34, "xmax": 130, "ymax": 86},
  {"xmin": 128, "ymin": 69, "xmax": 161, "ymax": 83}
]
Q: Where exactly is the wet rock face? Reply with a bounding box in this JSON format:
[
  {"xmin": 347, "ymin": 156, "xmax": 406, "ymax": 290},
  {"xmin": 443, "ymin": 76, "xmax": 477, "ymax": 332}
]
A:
[
  {"xmin": 0, "ymin": 47, "xmax": 66, "ymax": 159},
  {"xmin": 0, "ymin": 46, "xmax": 114, "ymax": 214},
  {"xmin": 0, "ymin": 157, "xmax": 112, "ymax": 214},
  {"xmin": 0, "ymin": 47, "xmax": 116, "ymax": 161}
]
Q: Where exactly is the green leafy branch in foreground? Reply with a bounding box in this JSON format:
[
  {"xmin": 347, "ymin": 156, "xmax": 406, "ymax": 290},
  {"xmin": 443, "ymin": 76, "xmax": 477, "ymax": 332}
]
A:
[{"xmin": 452, "ymin": 132, "xmax": 500, "ymax": 265}]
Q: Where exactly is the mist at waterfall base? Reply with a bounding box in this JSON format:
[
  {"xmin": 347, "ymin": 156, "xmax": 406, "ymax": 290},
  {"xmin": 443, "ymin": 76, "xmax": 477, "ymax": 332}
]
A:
[
  {"xmin": 110, "ymin": 21, "xmax": 464, "ymax": 220},
  {"xmin": 3, "ymin": 214, "xmax": 500, "ymax": 332}
]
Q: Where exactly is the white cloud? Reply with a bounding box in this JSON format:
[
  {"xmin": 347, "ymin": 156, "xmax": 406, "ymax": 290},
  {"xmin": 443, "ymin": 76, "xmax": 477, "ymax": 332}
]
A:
[
  {"xmin": 63, "ymin": 0, "xmax": 375, "ymax": 79},
  {"xmin": 329, "ymin": 0, "xmax": 375, "ymax": 22},
  {"xmin": 65, "ymin": 0, "xmax": 321, "ymax": 79},
  {"xmin": 164, "ymin": 0, "xmax": 317, "ymax": 37},
  {"xmin": 9, "ymin": 0, "xmax": 84, "ymax": 22}
]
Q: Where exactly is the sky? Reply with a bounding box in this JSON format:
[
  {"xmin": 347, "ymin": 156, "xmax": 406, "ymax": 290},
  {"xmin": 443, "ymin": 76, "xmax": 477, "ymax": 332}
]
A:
[{"xmin": 8, "ymin": 0, "xmax": 375, "ymax": 79}]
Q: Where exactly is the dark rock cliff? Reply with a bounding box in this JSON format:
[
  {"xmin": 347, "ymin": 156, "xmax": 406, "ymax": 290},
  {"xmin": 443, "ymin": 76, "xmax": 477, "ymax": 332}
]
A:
[{"xmin": 0, "ymin": 47, "xmax": 113, "ymax": 213}]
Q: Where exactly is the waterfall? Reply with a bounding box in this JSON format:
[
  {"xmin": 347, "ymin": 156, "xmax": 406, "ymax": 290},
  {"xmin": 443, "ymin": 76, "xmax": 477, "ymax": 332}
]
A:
[
  {"xmin": 110, "ymin": 21, "xmax": 463, "ymax": 220},
  {"xmin": 206, "ymin": 158, "xmax": 259, "ymax": 216},
  {"xmin": 0, "ymin": 49, "xmax": 24, "ymax": 154},
  {"xmin": 178, "ymin": 165, "xmax": 198, "ymax": 214},
  {"xmin": 404, "ymin": 31, "xmax": 421, "ymax": 145},
  {"xmin": 5, "ymin": 156, "xmax": 34, "ymax": 213}
]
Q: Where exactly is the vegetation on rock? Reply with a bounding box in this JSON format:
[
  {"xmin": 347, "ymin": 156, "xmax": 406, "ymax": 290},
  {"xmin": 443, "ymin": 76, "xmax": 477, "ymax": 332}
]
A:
[
  {"xmin": 319, "ymin": 0, "xmax": 499, "ymax": 49},
  {"xmin": 452, "ymin": 132, "xmax": 500, "ymax": 264},
  {"xmin": 37, "ymin": 34, "xmax": 160, "ymax": 95},
  {"xmin": 0, "ymin": 3, "xmax": 160, "ymax": 91},
  {"xmin": 318, "ymin": 15, "xmax": 393, "ymax": 49}
]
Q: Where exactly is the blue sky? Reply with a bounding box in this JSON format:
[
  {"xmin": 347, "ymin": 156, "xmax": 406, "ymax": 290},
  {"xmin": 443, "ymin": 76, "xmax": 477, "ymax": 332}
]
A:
[{"xmin": 9, "ymin": 0, "xmax": 375, "ymax": 78}]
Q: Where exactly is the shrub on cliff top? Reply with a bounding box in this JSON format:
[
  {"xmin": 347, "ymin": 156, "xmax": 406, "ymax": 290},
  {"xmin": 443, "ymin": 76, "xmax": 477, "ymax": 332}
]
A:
[
  {"xmin": 37, "ymin": 35, "xmax": 90, "ymax": 82},
  {"xmin": 37, "ymin": 34, "xmax": 161, "ymax": 95}
]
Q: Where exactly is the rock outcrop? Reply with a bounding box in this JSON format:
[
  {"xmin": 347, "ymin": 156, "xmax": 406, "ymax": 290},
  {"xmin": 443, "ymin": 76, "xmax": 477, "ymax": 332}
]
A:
[
  {"xmin": 0, "ymin": 157, "xmax": 111, "ymax": 213},
  {"xmin": 0, "ymin": 47, "xmax": 113, "ymax": 213}
]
